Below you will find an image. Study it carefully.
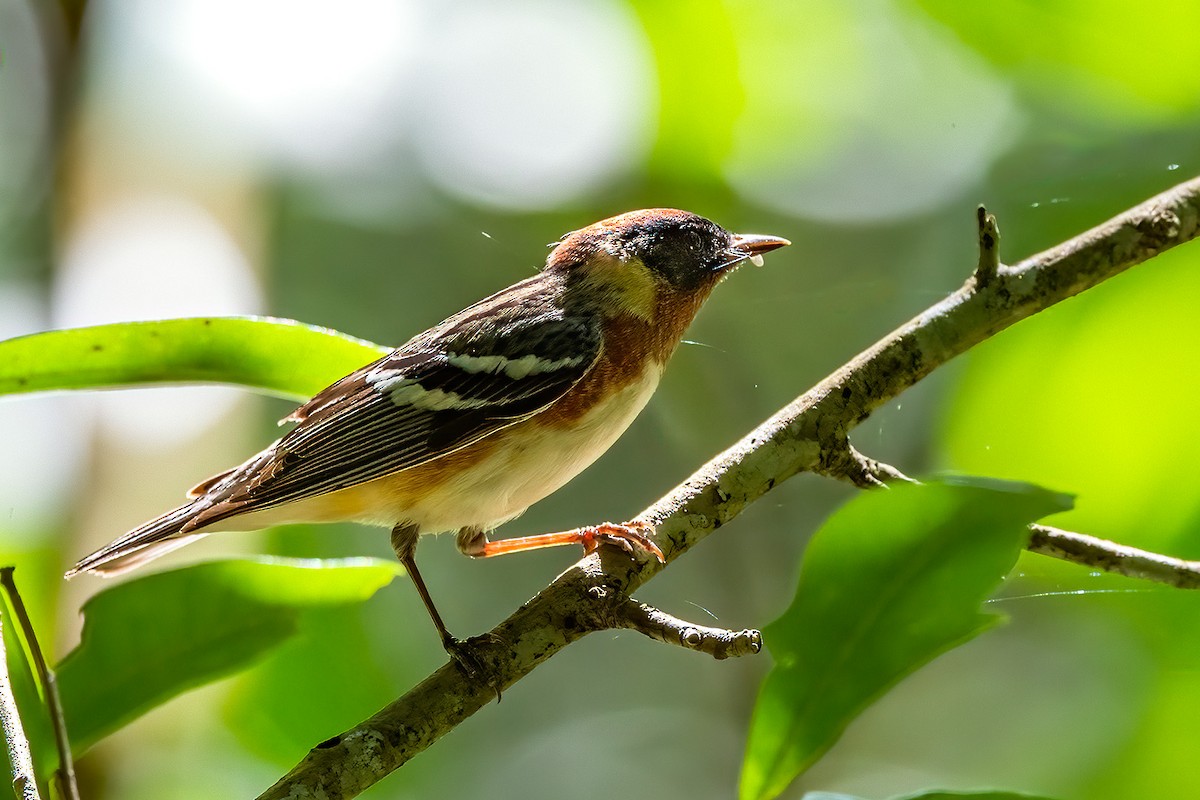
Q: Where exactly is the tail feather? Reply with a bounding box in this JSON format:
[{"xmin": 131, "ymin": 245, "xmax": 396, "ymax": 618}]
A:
[{"xmin": 66, "ymin": 502, "xmax": 211, "ymax": 578}]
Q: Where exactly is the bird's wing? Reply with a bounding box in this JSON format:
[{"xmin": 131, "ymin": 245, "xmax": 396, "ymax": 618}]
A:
[{"xmin": 187, "ymin": 290, "xmax": 601, "ymax": 525}]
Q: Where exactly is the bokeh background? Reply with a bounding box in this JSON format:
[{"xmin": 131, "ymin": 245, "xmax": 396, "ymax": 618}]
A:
[{"xmin": 2, "ymin": 0, "xmax": 1199, "ymax": 797}]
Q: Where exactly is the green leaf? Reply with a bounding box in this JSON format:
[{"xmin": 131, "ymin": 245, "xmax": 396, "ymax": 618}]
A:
[
  {"xmin": 223, "ymin": 606, "xmax": 401, "ymax": 766},
  {"xmin": 0, "ymin": 317, "xmax": 389, "ymax": 402},
  {"xmin": 740, "ymin": 479, "xmax": 1071, "ymax": 800},
  {"xmin": 56, "ymin": 557, "xmax": 401, "ymax": 755}
]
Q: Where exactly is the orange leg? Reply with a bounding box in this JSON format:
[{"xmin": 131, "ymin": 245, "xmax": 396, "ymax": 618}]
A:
[{"xmin": 457, "ymin": 521, "xmax": 665, "ymax": 563}]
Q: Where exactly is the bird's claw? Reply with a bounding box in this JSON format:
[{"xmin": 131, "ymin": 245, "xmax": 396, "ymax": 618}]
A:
[
  {"xmin": 579, "ymin": 521, "xmax": 665, "ymax": 563},
  {"xmin": 444, "ymin": 634, "xmax": 504, "ymax": 699}
]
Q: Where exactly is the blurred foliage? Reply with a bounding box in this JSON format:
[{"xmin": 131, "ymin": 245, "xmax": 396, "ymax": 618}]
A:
[
  {"xmin": 1, "ymin": 0, "xmax": 1199, "ymax": 798},
  {"xmin": 55, "ymin": 558, "xmax": 399, "ymax": 764},
  {"xmin": 916, "ymin": 0, "xmax": 1200, "ymax": 121},
  {"xmin": 940, "ymin": 246, "xmax": 1200, "ymax": 550},
  {"xmin": 633, "ymin": 0, "xmax": 743, "ymax": 181},
  {"xmin": 805, "ymin": 792, "xmax": 1060, "ymax": 800},
  {"xmin": 938, "ymin": 208, "xmax": 1200, "ymax": 799}
]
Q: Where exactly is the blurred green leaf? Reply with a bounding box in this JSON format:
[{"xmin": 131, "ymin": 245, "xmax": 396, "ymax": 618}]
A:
[
  {"xmin": 740, "ymin": 479, "xmax": 1071, "ymax": 800},
  {"xmin": 803, "ymin": 792, "xmax": 1060, "ymax": 800},
  {"xmin": 632, "ymin": 0, "xmax": 743, "ymax": 178},
  {"xmin": 939, "ymin": 246, "xmax": 1200, "ymax": 552},
  {"xmin": 0, "ymin": 317, "xmax": 389, "ymax": 402},
  {"xmin": 916, "ymin": 0, "xmax": 1200, "ymax": 121},
  {"xmin": 223, "ymin": 522, "xmax": 431, "ymax": 768},
  {"xmin": 938, "ymin": 243, "xmax": 1200, "ymax": 796},
  {"xmin": 894, "ymin": 793, "xmax": 1061, "ymax": 800},
  {"xmin": 56, "ymin": 557, "xmax": 402, "ymax": 755},
  {"xmin": 223, "ymin": 606, "xmax": 399, "ymax": 766}
]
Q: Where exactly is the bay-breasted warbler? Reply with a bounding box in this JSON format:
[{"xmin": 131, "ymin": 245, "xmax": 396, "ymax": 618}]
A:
[{"xmin": 68, "ymin": 208, "xmax": 789, "ymax": 662}]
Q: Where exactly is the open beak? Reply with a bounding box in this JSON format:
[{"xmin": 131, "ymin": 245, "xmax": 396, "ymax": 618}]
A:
[{"xmin": 729, "ymin": 233, "xmax": 791, "ymax": 267}]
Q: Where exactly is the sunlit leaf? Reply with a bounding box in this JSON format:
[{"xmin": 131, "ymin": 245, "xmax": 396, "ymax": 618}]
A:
[
  {"xmin": 803, "ymin": 792, "xmax": 1060, "ymax": 800},
  {"xmin": 916, "ymin": 0, "xmax": 1200, "ymax": 121},
  {"xmin": 894, "ymin": 792, "xmax": 1061, "ymax": 800},
  {"xmin": 56, "ymin": 557, "xmax": 402, "ymax": 755},
  {"xmin": 939, "ymin": 246, "xmax": 1200, "ymax": 552},
  {"xmin": 632, "ymin": 0, "xmax": 743, "ymax": 178},
  {"xmin": 938, "ymin": 242, "xmax": 1200, "ymax": 795},
  {"xmin": 223, "ymin": 606, "xmax": 399, "ymax": 766},
  {"xmin": 0, "ymin": 317, "xmax": 389, "ymax": 402},
  {"xmin": 740, "ymin": 479, "xmax": 1071, "ymax": 800}
]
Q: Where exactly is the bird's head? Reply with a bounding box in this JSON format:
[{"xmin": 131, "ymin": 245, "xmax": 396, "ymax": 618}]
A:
[{"xmin": 546, "ymin": 209, "xmax": 789, "ymax": 324}]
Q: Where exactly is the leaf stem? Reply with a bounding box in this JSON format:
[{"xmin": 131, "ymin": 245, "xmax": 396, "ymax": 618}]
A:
[{"xmin": 0, "ymin": 569, "xmax": 78, "ymax": 800}]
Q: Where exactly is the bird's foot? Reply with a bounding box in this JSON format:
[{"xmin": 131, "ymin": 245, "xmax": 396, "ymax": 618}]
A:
[
  {"xmin": 443, "ymin": 633, "xmax": 504, "ymax": 699},
  {"xmin": 579, "ymin": 520, "xmax": 664, "ymax": 563}
]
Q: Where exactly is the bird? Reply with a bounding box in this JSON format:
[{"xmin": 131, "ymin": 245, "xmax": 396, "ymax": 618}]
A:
[{"xmin": 67, "ymin": 208, "xmax": 789, "ymax": 666}]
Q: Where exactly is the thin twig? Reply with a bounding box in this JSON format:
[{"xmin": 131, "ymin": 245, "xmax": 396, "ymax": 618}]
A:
[
  {"xmin": 816, "ymin": 443, "xmax": 916, "ymax": 488},
  {"xmin": 974, "ymin": 205, "xmax": 1002, "ymax": 286},
  {"xmin": 611, "ymin": 598, "xmax": 762, "ymax": 659},
  {"xmin": 0, "ymin": 603, "xmax": 41, "ymax": 800},
  {"xmin": 259, "ymin": 176, "xmax": 1200, "ymax": 799},
  {"xmin": 0, "ymin": 569, "xmax": 78, "ymax": 800}
]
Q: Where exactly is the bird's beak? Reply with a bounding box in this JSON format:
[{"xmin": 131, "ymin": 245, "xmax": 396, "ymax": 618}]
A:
[{"xmin": 727, "ymin": 233, "xmax": 791, "ymax": 268}]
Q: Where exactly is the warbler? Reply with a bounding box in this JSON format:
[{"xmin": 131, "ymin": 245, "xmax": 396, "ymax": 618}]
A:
[{"xmin": 68, "ymin": 209, "xmax": 789, "ymax": 662}]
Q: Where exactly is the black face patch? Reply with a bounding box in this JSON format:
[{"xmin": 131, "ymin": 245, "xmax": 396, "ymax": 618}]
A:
[{"xmin": 620, "ymin": 212, "xmax": 733, "ymax": 291}]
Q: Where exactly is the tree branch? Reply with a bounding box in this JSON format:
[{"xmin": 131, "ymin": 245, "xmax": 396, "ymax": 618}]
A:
[
  {"xmin": 813, "ymin": 450, "xmax": 1200, "ymax": 587},
  {"xmin": 258, "ymin": 175, "xmax": 1200, "ymax": 799},
  {"xmin": 610, "ymin": 598, "xmax": 763, "ymax": 659},
  {"xmin": 1027, "ymin": 525, "xmax": 1200, "ymax": 589},
  {"xmin": 974, "ymin": 204, "xmax": 1002, "ymax": 287}
]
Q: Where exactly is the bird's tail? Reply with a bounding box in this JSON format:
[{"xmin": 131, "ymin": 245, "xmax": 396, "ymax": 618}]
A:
[{"xmin": 66, "ymin": 501, "xmax": 212, "ymax": 578}]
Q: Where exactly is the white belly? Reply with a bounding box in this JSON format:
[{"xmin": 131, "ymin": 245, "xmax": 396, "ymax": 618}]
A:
[
  {"xmin": 214, "ymin": 364, "xmax": 665, "ymax": 537},
  {"xmin": 399, "ymin": 363, "xmax": 663, "ymax": 533}
]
